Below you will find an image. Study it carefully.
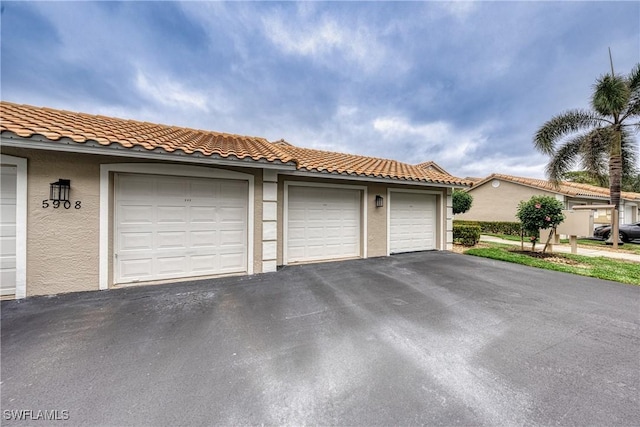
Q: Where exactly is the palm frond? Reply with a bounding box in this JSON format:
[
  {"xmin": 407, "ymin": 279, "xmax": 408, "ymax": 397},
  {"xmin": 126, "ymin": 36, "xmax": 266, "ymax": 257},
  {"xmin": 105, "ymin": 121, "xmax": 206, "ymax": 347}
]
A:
[
  {"xmin": 592, "ymin": 73, "xmax": 629, "ymax": 118},
  {"xmin": 533, "ymin": 109, "xmax": 604, "ymax": 155},
  {"xmin": 580, "ymin": 128, "xmax": 610, "ymax": 181},
  {"xmin": 628, "ymin": 63, "xmax": 640, "ymax": 93},
  {"xmin": 621, "ymin": 129, "xmax": 639, "ymax": 178},
  {"xmin": 621, "ymin": 64, "xmax": 640, "ymax": 121},
  {"xmin": 545, "ymin": 135, "xmax": 585, "ymax": 183}
]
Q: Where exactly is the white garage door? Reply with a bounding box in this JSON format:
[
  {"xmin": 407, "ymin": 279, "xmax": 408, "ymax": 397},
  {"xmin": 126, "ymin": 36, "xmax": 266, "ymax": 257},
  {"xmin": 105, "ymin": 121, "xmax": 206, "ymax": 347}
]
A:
[
  {"xmin": 115, "ymin": 173, "xmax": 248, "ymax": 284},
  {"xmin": 624, "ymin": 205, "xmax": 636, "ymax": 224},
  {"xmin": 287, "ymin": 186, "xmax": 361, "ymax": 263},
  {"xmin": 0, "ymin": 166, "xmax": 17, "ymax": 296},
  {"xmin": 390, "ymin": 192, "xmax": 436, "ymax": 253}
]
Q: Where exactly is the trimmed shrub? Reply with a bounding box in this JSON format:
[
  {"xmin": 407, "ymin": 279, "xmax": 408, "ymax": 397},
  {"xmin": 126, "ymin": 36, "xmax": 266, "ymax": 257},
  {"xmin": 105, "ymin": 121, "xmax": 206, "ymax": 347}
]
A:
[
  {"xmin": 453, "ymin": 224, "xmax": 481, "ymax": 246},
  {"xmin": 452, "ymin": 190, "xmax": 473, "ymax": 214},
  {"xmin": 453, "ymin": 220, "xmax": 522, "ymax": 236}
]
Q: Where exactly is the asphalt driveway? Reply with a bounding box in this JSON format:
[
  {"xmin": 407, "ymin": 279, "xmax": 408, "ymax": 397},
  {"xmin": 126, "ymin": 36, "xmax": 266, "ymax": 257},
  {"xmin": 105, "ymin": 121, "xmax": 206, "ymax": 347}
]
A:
[{"xmin": 2, "ymin": 252, "xmax": 639, "ymax": 426}]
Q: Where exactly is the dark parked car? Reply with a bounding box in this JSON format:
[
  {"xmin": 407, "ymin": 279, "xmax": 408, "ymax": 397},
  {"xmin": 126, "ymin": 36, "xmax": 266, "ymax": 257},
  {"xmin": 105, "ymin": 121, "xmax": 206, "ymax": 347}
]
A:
[{"xmin": 593, "ymin": 222, "xmax": 640, "ymax": 242}]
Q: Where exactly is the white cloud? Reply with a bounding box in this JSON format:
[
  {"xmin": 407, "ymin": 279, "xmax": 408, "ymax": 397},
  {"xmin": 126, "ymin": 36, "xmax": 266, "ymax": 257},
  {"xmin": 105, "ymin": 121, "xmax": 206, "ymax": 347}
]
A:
[
  {"xmin": 261, "ymin": 8, "xmax": 397, "ymax": 74},
  {"xmin": 372, "ymin": 116, "xmax": 483, "ymax": 162},
  {"xmin": 457, "ymin": 154, "xmax": 549, "ymax": 180},
  {"xmin": 135, "ymin": 69, "xmax": 209, "ymax": 112},
  {"xmin": 438, "ymin": 1, "xmax": 479, "ymax": 21}
]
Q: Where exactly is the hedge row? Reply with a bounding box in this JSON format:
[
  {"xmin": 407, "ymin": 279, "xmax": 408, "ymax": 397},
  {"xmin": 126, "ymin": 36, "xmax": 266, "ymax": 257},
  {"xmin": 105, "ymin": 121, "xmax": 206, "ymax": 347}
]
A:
[
  {"xmin": 452, "ymin": 224, "xmax": 481, "ymax": 246},
  {"xmin": 453, "ymin": 220, "xmax": 522, "ymax": 236}
]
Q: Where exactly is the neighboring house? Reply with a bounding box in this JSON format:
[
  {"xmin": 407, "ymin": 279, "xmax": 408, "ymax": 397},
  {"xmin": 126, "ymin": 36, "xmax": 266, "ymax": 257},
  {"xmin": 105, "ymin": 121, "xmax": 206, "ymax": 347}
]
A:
[
  {"xmin": 455, "ymin": 173, "xmax": 640, "ymax": 225},
  {"xmin": 0, "ymin": 102, "xmax": 470, "ymax": 299}
]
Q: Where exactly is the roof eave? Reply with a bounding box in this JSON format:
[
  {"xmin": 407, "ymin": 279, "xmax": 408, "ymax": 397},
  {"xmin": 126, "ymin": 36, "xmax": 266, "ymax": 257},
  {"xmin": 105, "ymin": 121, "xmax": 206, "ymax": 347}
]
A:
[
  {"xmin": 0, "ymin": 133, "xmax": 298, "ymax": 170},
  {"xmin": 287, "ymin": 168, "xmax": 470, "ymax": 188}
]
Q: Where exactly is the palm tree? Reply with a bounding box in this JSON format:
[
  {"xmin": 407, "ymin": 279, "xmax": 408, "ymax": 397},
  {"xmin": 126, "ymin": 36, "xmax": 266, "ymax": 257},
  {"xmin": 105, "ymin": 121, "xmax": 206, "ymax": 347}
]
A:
[{"xmin": 534, "ymin": 58, "xmax": 639, "ymax": 244}]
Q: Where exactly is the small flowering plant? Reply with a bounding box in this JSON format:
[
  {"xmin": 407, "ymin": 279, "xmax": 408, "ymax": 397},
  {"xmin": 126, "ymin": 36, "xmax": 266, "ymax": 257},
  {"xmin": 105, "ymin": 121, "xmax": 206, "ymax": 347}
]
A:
[{"xmin": 516, "ymin": 195, "xmax": 565, "ymax": 252}]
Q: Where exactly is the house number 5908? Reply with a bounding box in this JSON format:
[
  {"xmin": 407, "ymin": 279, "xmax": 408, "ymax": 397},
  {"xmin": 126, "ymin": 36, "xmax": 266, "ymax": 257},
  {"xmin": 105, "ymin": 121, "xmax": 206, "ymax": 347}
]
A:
[{"xmin": 42, "ymin": 200, "xmax": 82, "ymax": 209}]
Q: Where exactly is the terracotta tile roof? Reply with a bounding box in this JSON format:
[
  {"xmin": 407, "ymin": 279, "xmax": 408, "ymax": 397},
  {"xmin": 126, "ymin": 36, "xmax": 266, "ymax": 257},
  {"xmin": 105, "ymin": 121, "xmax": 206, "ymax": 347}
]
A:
[
  {"xmin": 0, "ymin": 101, "xmax": 293, "ymax": 164},
  {"xmin": 272, "ymin": 141, "xmax": 471, "ymax": 186},
  {"xmin": 1, "ymin": 101, "xmax": 471, "ymax": 186},
  {"xmin": 477, "ymin": 173, "xmax": 640, "ymax": 201},
  {"xmin": 416, "ymin": 161, "xmax": 450, "ymax": 175}
]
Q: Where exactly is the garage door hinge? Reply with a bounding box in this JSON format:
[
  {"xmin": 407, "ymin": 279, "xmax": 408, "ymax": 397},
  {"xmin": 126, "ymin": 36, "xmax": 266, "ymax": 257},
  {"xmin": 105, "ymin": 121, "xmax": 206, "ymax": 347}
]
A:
[{"xmin": 114, "ymin": 253, "xmax": 118, "ymax": 259}]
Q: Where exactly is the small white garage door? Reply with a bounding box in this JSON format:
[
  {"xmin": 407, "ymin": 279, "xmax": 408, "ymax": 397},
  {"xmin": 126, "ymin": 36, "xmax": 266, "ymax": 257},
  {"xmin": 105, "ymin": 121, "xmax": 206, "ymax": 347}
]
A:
[
  {"xmin": 287, "ymin": 186, "xmax": 361, "ymax": 263},
  {"xmin": 0, "ymin": 166, "xmax": 17, "ymax": 296},
  {"xmin": 624, "ymin": 204, "xmax": 636, "ymax": 224},
  {"xmin": 115, "ymin": 173, "xmax": 248, "ymax": 284},
  {"xmin": 389, "ymin": 192, "xmax": 436, "ymax": 253}
]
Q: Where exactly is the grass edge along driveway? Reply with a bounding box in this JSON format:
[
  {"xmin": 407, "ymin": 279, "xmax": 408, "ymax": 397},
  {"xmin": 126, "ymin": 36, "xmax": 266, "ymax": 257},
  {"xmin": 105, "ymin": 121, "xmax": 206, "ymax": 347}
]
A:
[{"xmin": 465, "ymin": 243, "xmax": 640, "ymax": 285}]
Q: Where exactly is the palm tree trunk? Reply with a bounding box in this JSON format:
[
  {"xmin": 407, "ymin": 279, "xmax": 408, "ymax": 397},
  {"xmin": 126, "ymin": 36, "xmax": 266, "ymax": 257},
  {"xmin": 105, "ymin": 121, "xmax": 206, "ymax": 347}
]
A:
[
  {"xmin": 608, "ymin": 132, "xmax": 623, "ymax": 247},
  {"xmin": 609, "ymin": 154, "xmax": 622, "ymax": 210}
]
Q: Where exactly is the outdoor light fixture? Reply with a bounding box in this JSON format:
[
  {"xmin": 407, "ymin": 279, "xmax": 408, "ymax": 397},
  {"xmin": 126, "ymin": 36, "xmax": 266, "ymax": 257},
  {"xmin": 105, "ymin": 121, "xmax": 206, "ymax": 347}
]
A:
[
  {"xmin": 49, "ymin": 179, "xmax": 71, "ymax": 202},
  {"xmin": 375, "ymin": 195, "xmax": 384, "ymax": 208}
]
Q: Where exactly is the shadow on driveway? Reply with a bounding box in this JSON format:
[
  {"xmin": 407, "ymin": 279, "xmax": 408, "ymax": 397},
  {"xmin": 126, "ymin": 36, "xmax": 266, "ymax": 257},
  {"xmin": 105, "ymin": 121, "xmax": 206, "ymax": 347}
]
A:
[{"xmin": 2, "ymin": 252, "xmax": 639, "ymax": 426}]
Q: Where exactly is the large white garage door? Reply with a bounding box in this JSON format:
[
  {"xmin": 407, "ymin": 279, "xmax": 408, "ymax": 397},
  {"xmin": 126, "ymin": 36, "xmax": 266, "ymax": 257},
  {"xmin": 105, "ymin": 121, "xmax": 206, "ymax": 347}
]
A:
[
  {"xmin": 115, "ymin": 173, "xmax": 248, "ymax": 284},
  {"xmin": 390, "ymin": 192, "xmax": 436, "ymax": 253},
  {"xmin": 0, "ymin": 166, "xmax": 17, "ymax": 296},
  {"xmin": 287, "ymin": 186, "xmax": 361, "ymax": 263}
]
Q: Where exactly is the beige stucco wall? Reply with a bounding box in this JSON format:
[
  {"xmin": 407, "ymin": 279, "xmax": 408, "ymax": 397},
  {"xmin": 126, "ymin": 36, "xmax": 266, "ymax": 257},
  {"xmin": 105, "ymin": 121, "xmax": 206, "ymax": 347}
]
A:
[
  {"xmin": 455, "ymin": 179, "xmax": 559, "ymax": 222},
  {"xmin": 276, "ymin": 175, "xmax": 448, "ymax": 264},
  {"xmin": 0, "ymin": 147, "xmax": 264, "ymax": 296},
  {"xmin": 1, "ymin": 148, "xmax": 101, "ymax": 296}
]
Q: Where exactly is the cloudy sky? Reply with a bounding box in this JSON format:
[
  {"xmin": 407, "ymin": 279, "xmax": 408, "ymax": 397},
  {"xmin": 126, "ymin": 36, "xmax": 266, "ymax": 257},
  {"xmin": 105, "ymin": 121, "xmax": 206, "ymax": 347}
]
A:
[{"xmin": 2, "ymin": 1, "xmax": 638, "ymax": 179}]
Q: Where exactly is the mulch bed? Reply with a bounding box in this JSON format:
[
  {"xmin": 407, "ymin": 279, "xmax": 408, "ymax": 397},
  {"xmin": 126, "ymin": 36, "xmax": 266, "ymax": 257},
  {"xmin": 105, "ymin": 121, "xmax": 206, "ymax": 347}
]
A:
[
  {"xmin": 507, "ymin": 250, "xmax": 584, "ymax": 266},
  {"xmin": 452, "ymin": 243, "xmax": 589, "ymax": 268}
]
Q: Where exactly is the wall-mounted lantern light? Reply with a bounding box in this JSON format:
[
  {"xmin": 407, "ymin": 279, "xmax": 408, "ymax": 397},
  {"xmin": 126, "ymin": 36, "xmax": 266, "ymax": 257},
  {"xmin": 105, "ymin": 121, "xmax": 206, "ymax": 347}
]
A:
[
  {"xmin": 50, "ymin": 179, "xmax": 71, "ymax": 202},
  {"xmin": 375, "ymin": 195, "xmax": 384, "ymax": 208}
]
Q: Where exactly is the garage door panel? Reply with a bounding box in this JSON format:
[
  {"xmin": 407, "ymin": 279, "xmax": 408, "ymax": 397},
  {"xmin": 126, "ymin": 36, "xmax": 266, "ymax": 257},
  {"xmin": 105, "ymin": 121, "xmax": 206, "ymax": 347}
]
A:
[
  {"xmin": 192, "ymin": 254, "xmax": 217, "ymax": 272},
  {"xmin": 390, "ymin": 193, "xmax": 436, "ymax": 253},
  {"xmin": 119, "ymin": 232, "xmax": 153, "ymax": 251},
  {"xmin": 118, "ymin": 176, "xmax": 156, "ymax": 198},
  {"xmin": 218, "ymin": 206, "xmax": 246, "ymax": 221},
  {"xmin": 342, "ymin": 226, "xmax": 358, "ymax": 238},
  {"xmin": 288, "ymin": 228, "xmax": 306, "ymax": 241},
  {"xmin": 190, "ymin": 181, "xmax": 218, "ymax": 198},
  {"xmin": 287, "ymin": 186, "xmax": 361, "ymax": 263},
  {"xmin": 190, "ymin": 230, "xmax": 217, "ymax": 247},
  {"xmin": 157, "ymin": 206, "xmax": 187, "ymax": 223},
  {"xmin": 158, "ymin": 180, "xmax": 189, "ymax": 198},
  {"xmin": 221, "ymin": 181, "xmax": 248, "ymax": 197},
  {"xmin": 156, "ymin": 256, "xmax": 188, "ymax": 275},
  {"xmin": 288, "ymin": 208, "xmax": 306, "ymax": 221},
  {"xmin": 157, "ymin": 231, "xmax": 187, "ymax": 249},
  {"xmin": 190, "ymin": 206, "xmax": 216, "ymax": 222},
  {"xmin": 1, "ymin": 204, "xmax": 16, "ymax": 223},
  {"xmin": 119, "ymin": 205, "xmax": 154, "ymax": 224},
  {"xmin": 220, "ymin": 253, "xmax": 245, "ymax": 270},
  {"xmin": 220, "ymin": 229, "xmax": 244, "ymax": 246},
  {"xmin": 1, "ymin": 271, "xmax": 16, "ymax": 295},
  {"xmin": 120, "ymin": 259, "xmax": 153, "ymax": 279},
  {"xmin": 306, "ymin": 226, "xmax": 325, "ymax": 239},
  {"xmin": 116, "ymin": 174, "xmax": 248, "ymax": 283}
]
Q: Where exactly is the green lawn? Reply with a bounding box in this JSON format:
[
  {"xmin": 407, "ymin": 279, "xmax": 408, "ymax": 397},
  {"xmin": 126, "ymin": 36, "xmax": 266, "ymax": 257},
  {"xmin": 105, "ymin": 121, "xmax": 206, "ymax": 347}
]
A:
[
  {"xmin": 484, "ymin": 233, "xmax": 640, "ymax": 255},
  {"xmin": 465, "ymin": 244, "xmax": 640, "ymax": 285}
]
